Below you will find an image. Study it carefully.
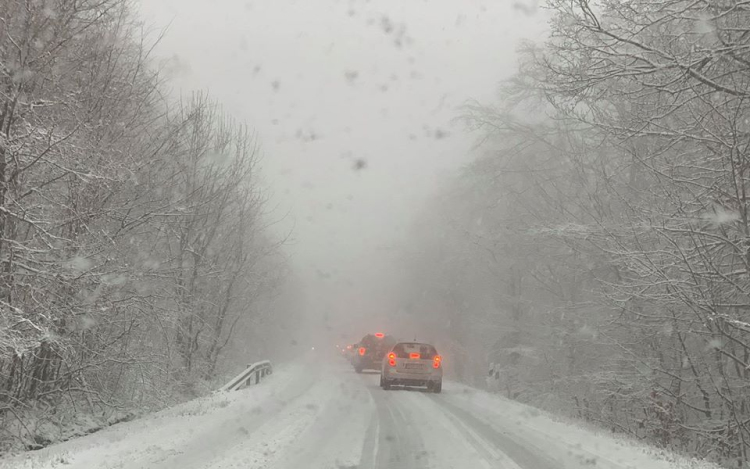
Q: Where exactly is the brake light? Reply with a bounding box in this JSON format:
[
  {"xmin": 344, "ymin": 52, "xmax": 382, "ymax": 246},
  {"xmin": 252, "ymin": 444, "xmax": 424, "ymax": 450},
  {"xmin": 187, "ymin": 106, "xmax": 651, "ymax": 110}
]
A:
[
  {"xmin": 388, "ymin": 352, "xmax": 396, "ymax": 367},
  {"xmin": 374, "ymin": 332, "xmax": 384, "ymax": 338},
  {"xmin": 409, "ymin": 353, "xmax": 420, "ymax": 359},
  {"xmin": 433, "ymin": 355, "xmax": 442, "ymax": 368},
  {"xmin": 359, "ymin": 347, "xmax": 366, "ymax": 356}
]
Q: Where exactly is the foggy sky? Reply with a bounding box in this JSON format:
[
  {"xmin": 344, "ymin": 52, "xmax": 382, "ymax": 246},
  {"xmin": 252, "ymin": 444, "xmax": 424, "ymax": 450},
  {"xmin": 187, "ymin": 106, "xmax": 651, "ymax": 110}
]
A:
[{"xmin": 136, "ymin": 0, "xmax": 548, "ymax": 341}]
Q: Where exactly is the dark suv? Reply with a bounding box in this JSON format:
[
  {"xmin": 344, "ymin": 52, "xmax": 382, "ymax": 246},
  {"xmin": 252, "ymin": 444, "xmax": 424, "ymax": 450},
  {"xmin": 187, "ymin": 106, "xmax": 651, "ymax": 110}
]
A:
[{"xmin": 352, "ymin": 333, "xmax": 396, "ymax": 373}]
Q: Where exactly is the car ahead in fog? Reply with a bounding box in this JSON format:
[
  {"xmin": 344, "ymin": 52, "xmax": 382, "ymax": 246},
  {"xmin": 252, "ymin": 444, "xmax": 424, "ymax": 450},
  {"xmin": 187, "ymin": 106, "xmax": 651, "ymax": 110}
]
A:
[
  {"xmin": 380, "ymin": 342, "xmax": 442, "ymax": 393},
  {"xmin": 352, "ymin": 333, "xmax": 396, "ymax": 373},
  {"xmin": 342, "ymin": 344, "xmax": 355, "ymax": 361}
]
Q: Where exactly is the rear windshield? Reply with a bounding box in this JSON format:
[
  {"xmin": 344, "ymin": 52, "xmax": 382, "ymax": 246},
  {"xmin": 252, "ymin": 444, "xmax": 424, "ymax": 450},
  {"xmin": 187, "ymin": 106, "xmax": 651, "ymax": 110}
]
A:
[
  {"xmin": 360, "ymin": 334, "xmax": 395, "ymax": 347},
  {"xmin": 392, "ymin": 343, "xmax": 437, "ymax": 359}
]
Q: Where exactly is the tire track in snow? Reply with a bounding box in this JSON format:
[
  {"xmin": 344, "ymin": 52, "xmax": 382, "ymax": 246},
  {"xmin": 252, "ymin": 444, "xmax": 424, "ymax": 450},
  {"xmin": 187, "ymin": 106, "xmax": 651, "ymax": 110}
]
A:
[
  {"xmin": 361, "ymin": 376, "xmax": 429, "ymax": 469},
  {"xmin": 265, "ymin": 365, "xmax": 374, "ymax": 469},
  {"xmin": 399, "ymin": 389, "xmax": 519, "ymax": 469},
  {"xmin": 427, "ymin": 394, "xmax": 557, "ymax": 469},
  {"xmin": 439, "ymin": 389, "xmax": 635, "ymax": 469}
]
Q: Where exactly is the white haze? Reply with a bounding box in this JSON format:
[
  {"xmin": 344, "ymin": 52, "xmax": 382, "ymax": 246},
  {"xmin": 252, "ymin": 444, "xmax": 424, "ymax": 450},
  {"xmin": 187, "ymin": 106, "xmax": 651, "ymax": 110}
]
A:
[
  {"xmin": 5, "ymin": 0, "xmax": 750, "ymax": 467},
  {"xmin": 137, "ymin": 0, "xmax": 548, "ymax": 344}
]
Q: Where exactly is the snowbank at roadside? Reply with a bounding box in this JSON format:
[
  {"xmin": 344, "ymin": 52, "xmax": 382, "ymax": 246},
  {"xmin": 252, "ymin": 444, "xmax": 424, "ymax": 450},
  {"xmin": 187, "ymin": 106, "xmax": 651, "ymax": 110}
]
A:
[
  {"xmin": 0, "ymin": 361, "xmax": 302, "ymax": 469},
  {"xmin": 444, "ymin": 381, "xmax": 722, "ymax": 469}
]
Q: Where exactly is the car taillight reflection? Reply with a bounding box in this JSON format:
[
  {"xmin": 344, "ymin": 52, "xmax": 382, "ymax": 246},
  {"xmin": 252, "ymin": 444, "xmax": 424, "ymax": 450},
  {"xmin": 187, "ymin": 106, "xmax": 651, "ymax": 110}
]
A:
[
  {"xmin": 433, "ymin": 355, "xmax": 442, "ymax": 368},
  {"xmin": 359, "ymin": 347, "xmax": 366, "ymax": 356}
]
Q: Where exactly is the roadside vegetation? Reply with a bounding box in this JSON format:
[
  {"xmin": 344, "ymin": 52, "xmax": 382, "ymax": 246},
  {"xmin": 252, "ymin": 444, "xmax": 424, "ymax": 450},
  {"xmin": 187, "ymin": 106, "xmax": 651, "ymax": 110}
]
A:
[
  {"xmin": 0, "ymin": 0, "xmax": 290, "ymax": 453},
  {"xmin": 402, "ymin": 0, "xmax": 750, "ymax": 466}
]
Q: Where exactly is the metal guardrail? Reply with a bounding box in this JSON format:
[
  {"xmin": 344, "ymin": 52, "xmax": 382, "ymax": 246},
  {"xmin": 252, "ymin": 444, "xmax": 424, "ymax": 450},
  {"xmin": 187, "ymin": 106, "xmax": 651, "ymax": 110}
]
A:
[{"xmin": 218, "ymin": 360, "xmax": 273, "ymax": 392}]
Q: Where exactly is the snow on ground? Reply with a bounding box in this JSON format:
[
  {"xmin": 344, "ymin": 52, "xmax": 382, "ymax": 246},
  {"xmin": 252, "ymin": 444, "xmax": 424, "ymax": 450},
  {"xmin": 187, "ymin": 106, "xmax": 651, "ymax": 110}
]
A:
[
  {"xmin": 438, "ymin": 382, "xmax": 719, "ymax": 469},
  {"xmin": 0, "ymin": 360, "xmax": 310, "ymax": 469},
  {"xmin": 0, "ymin": 354, "xmax": 723, "ymax": 469}
]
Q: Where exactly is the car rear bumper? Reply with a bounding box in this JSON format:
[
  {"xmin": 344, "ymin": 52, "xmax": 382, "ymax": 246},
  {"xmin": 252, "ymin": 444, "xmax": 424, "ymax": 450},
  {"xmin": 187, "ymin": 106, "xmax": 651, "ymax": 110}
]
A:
[
  {"xmin": 354, "ymin": 357, "xmax": 381, "ymax": 370},
  {"xmin": 383, "ymin": 369, "xmax": 442, "ymax": 384}
]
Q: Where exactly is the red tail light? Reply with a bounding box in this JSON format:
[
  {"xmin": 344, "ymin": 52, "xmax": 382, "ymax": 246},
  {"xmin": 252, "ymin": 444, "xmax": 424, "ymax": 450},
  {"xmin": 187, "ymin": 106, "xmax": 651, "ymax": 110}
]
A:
[
  {"xmin": 359, "ymin": 347, "xmax": 366, "ymax": 356},
  {"xmin": 409, "ymin": 352, "xmax": 421, "ymax": 359},
  {"xmin": 388, "ymin": 352, "xmax": 396, "ymax": 367},
  {"xmin": 374, "ymin": 332, "xmax": 384, "ymax": 338},
  {"xmin": 433, "ymin": 355, "xmax": 442, "ymax": 368}
]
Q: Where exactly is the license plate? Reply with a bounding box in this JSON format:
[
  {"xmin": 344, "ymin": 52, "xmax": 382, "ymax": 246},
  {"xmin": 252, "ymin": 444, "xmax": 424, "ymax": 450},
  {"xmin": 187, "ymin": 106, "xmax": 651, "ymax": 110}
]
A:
[{"xmin": 405, "ymin": 363, "xmax": 424, "ymax": 369}]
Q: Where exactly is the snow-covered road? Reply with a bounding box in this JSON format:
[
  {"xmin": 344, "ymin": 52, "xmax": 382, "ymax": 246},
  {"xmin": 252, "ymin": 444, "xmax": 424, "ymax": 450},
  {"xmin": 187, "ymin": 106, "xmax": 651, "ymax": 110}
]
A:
[{"xmin": 2, "ymin": 354, "xmax": 716, "ymax": 469}]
